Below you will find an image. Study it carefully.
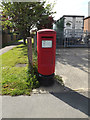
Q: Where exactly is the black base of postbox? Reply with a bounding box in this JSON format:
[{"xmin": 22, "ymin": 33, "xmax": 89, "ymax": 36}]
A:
[{"xmin": 38, "ymin": 73, "xmax": 55, "ymax": 86}]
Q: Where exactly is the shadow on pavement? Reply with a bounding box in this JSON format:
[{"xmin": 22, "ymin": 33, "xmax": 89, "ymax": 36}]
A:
[
  {"xmin": 54, "ymin": 48, "xmax": 89, "ymax": 116},
  {"xmin": 36, "ymin": 79, "xmax": 90, "ymax": 116},
  {"xmin": 50, "ymin": 86, "xmax": 90, "ymax": 117}
]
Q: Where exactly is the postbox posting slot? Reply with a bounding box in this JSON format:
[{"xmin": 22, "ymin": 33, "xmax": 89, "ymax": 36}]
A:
[{"xmin": 42, "ymin": 36, "xmax": 53, "ymax": 38}]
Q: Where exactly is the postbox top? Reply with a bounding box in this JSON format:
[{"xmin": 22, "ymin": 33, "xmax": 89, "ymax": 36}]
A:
[{"xmin": 37, "ymin": 29, "xmax": 56, "ymax": 34}]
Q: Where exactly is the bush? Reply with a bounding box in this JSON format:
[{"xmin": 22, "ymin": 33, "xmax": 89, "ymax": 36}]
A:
[
  {"xmin": 54, "ymin": 75, "xmax": 64, "ymax": 86},
  {"xmin": 27, "ymin": 67, "xmax": 40, "ymax": 89}
]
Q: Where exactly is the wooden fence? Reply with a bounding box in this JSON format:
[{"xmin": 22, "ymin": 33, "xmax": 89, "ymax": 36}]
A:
[{"xmin": 2, "ymin": 32, "xmax": 18, "ymax": 45}]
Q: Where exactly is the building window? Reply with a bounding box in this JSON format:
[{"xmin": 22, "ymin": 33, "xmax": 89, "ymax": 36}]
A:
[{"xmin": 66, "ymin": 22, "xmax": 71, "ymax": 27}]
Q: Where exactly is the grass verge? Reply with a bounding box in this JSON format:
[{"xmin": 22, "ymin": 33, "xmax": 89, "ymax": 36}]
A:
[
  {"xmin": 0, "ymin": 43, "xmax": 64, "ymax": 96},
  {"xmin": 1, "ymin": 43, "xmax": 39, "ymax": 96}
]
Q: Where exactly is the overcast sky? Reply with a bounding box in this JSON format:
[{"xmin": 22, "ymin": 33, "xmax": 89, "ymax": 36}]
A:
[{"xmin": 49, "ymin": 0, "xmax": 90, "ymax": 20}]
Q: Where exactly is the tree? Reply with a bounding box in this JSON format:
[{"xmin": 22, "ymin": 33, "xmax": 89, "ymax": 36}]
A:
[
  {"xmin": 36, "ymin": 16, "xmax": 55, "ymax": 29},
  {"xmin": 56, "ymin": 18, "xmax": 64, "ymax": 32},
  {"xmin": 1, "ymin": 1, "xmax": 56, "ymax": 44}
]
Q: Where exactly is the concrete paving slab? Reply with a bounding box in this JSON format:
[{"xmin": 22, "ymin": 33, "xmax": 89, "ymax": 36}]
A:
[
  {"xmin": 0, "ymin": 96, "xmax": 2, "ymax": 120},
  {"xmin": 1, "ymin": 93, "xmax": 89, "ymax": 118}
]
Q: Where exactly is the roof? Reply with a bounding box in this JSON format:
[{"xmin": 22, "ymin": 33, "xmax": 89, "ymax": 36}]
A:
[
  {"xmin": 84, "ymin": 16, "xmax": 90, "ymax": 20},
  {"xmin": 57, "ymin": 15, "xmax": 85, "ymax": 21},
  {"xmin": 62, "ymin": 15, "xmax": 84, "ymax": 18}
]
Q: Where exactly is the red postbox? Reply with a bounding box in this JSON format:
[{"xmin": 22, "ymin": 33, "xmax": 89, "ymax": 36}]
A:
[{"xmin": 37, "ymin": 29, "xmax": 56, "ymax": 78}]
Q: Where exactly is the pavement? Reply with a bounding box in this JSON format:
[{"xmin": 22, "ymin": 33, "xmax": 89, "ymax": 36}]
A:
[
  {"xmin": 1, "ymin": 91, "xmax": 89, "ymax": 118},
  {"xmin": 0, "ymin": 45, "xmax": 18, "ymax": 55},
  {"xmin": 0, "ymin": 40, "xmax": 23, "ymax": 55},
  {"xmin": 0, "ymin": 46, "xmax": 90, "ymax": 119}
]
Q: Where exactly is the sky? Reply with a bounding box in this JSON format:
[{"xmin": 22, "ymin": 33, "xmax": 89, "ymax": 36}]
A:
[
  {"xmin": 0, "ymin": 0, "xmax": 89, "ymax": 20},
  {"xmin": 49, "ymin": 0, "xmax": 90, "ymax": 20}
]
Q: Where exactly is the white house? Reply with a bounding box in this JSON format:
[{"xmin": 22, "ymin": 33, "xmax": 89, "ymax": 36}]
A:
[{"xmin": 54, "ymin": 15, "xmax": 84, "ymax": 38}]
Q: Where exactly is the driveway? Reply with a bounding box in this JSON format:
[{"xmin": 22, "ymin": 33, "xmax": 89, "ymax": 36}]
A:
[{"xmin": 55, "ymin": 48, "xmax": 89, "ymax": 91}]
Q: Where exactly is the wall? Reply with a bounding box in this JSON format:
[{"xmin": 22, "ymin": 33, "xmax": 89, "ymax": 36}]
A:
[
  {"xmin": 84, "ymin": 17, "xmax": 90, "ymax": 32},
  {"xmin": 64, "ymin": 17, "xmax": 84, "ymax": 30},
  {"xmin": 64, "ymin": 16, "xmax": 84, "ymax": 38}
]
